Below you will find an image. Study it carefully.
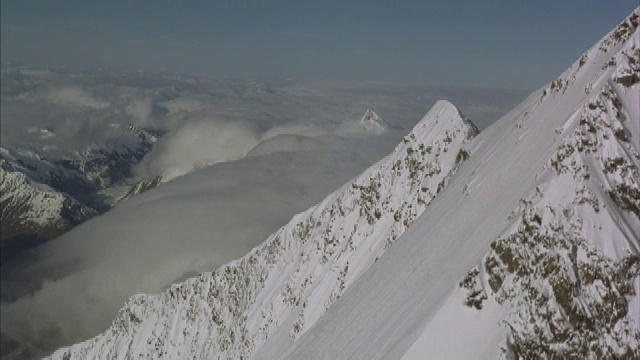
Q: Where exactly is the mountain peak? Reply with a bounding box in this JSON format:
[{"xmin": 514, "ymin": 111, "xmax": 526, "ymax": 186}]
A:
[
  {"xmin": 359, "ymin": 108, "xmax": 385, "ymax": 135},
  {"xmin": 275, "ymin": 9, "xmax": 640, "ymax": 358},
  {"xmin": 47, "ymin": 99, "xmax": 479, "ymax": 360},
  {"xmin": 410, "ymin": 100, "xmax": 478, "ymax": 142}
]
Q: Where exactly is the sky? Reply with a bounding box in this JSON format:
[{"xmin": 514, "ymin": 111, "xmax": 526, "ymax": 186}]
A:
[{"xmin": 1, "ymin": 1, "xmax": 637, "ymax": 89}]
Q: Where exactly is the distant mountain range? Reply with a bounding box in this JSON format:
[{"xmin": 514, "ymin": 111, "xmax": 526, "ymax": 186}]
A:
[
  {"xmin": 0, "ymin": 124, "xmax": 158, "ymax": 264},
  {"xmin": 0, "ymin": 70, "xmax": 525, "ymax": 271}
]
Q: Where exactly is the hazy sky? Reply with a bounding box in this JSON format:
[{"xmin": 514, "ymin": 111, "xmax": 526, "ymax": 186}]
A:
[{"xmin": 1, "ymin": 1, "xmax": 637, "ymax": 89}]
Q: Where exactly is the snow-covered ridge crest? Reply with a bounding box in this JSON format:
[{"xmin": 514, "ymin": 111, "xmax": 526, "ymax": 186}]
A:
[
  {"xmin": 265, "ymin": 8, "xmax": 640, "ymax": 360},
  {"xmin": 1, "ymin": 160, "xmax": 67, "ymax": 227},
  {"xmin": 49, "ymin": 100, "xmax": 477, "ymax": 359},
  {"xmin": 417, "ymin": 9, "xmax": 640, "ymax": 358},
  {"xmin": 0, "ymin": 158, "xmax": 98, "ymax": 255},
  {"xmin": 539, "ymin": 8, "xmax": 638, "ymax": 100}
]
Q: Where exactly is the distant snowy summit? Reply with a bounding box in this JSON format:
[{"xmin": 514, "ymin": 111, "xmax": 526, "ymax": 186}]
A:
[{"xmin": 359, "ymin": 108, "xmax": 386, "ymax": 135}]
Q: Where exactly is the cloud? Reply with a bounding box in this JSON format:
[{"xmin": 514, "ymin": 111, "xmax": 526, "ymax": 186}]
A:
[
  {"xmin": 0, "ymin": 68, "xmax": 527, "ymax": 356},
  {"xmin": 135, "ymin": 117, "xmax": 261, "ymax": 181},
  {"xmin": 134, "ymin": 110, "xmax": 389, "ymax": 181},
  {"xmin": 160, "ymin": 97, "xmax": 210, "ymax": 115},
  {"xmin": 0, "ymin": 135, "xmax": 395, "ymax": 356},
  {"xmin": 261, "ymin": 122, "xmax": 326, "ymax": 140},
  {"xmin": 46, "ymin": 86, "xmax": 110, "ymax": 109},
  {"xmin": 124, "ymin": 96, "xmax": 155, "ymax": 126}
]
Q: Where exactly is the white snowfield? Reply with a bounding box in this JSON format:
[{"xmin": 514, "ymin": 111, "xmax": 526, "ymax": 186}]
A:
[{"xmin": 50, "ymin": 8, "xmax": 639, "ymax": 359}]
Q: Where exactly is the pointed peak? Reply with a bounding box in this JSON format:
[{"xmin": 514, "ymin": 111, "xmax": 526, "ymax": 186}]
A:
[
  {"xmin": 362, "ymin": 108, "xmax": 380, "ymax": 121},
  {"xmin": 432, "ymin": 99, "xmax": 457, "ymax": 110},
  {"xmin": 360, "ymin": 108, "xmax": 386, "ymax": 135},
  {"xmin": 425, "ymin": 100, "xmax": 463, "ymax": 120},
  {"xmin": 421, "ymin": 100, "xmax": 478, "ymax": 137},
  {"xmin": 431, "ymin": 100, "xmax": 467, "ymax": 120}
]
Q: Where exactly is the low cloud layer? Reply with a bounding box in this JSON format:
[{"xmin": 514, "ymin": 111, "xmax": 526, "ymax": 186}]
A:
[
  {"xmin": 136, "ymin": 118, "xmax": 261, "ymax": 180},
  {"xmin": 134, "ymin": 112, "xmax": 383, "ymax": 181},
  {"xmin": 45, "ymin": 86, "xmax": 110, "ymax": 109},
  {"xmin": 0, "ymin": 67, "xmax": 527, "ymax": 356},
  {"xmin": 1, "ymin": 135, "xmax": 397, "ymax": 355}
]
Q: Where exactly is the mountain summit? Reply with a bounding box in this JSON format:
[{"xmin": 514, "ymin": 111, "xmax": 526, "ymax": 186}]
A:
[
  {"xmin": 49, "ymin": 8, "xmax": 639, "ymax": 359},
  {"xmin": 359, "ymin": 108, "xmax": 386, "ymax": 135},
  {"xmin": 48, "ymin": 99, "xmax": 478, "ymax": 358}
]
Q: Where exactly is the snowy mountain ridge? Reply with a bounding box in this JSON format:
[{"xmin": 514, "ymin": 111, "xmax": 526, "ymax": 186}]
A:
[
  {"xmin": 456, "ymin": 76, "xmax": 640, "ymax": 356},
  {"xmin": 273, "ymin": 9, "xmax": 640, "ymax": 359},
  {"xmin": 0, "ymin": 122, "xmax": 158, "ymax": 262},
  {"xmin": 50, "ymin": 8, "xmax": 639, "ymax": 359},
  {"xmin": 0, "ymin": 157, "xmax": 98, "ymax": 263},
  {"xmin": 48, "ymin": 100, "xmax": 477, "ymax": 359}
]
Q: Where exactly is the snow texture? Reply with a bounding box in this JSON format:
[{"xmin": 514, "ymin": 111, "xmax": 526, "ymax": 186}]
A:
[
  {"xmin": 49, "ymin": 8, "xmax": 640, "ymax": 360},
  {"xmin": 48, "ymin": 99, "xmax": 477, "ymax": 359}
]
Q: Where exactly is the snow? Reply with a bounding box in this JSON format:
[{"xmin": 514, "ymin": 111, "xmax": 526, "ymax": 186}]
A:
[
  {"xmin": 261, "ymin": 8, "xmax": 640, "ymax": 359},
  {"xmin": 46, "ymin": 99, "xmax": 478, "ymax": 359},
  {"xmin": 0, "ymin": 165, "xmax": 66, "ymax": 226},
  {"xmin": 38, "ymin": 7, "xmax": 640, "ymax": 359},
  {"xmin": 3, "ymin": 75, "xmax": 528, "ymax": 357},
  {"xmin": 401, "ymin": 287, "xmax": 505, "ymax": 360}
]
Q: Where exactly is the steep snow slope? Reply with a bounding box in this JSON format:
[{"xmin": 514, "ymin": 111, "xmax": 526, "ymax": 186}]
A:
[
  {"xmin": 49, "ymin": 8, "xmax": 639, "ymax": 359},
  {"xmin": 266, "ymin": 9, "xmax": 640, "ymax": 359},
  {"xmin": 1, "ymin": 132, "xmax": 407, "ymax": 359},
  {"xmin": 48, "ymin": 100, "xmax": 478, "ymax": 359}
]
